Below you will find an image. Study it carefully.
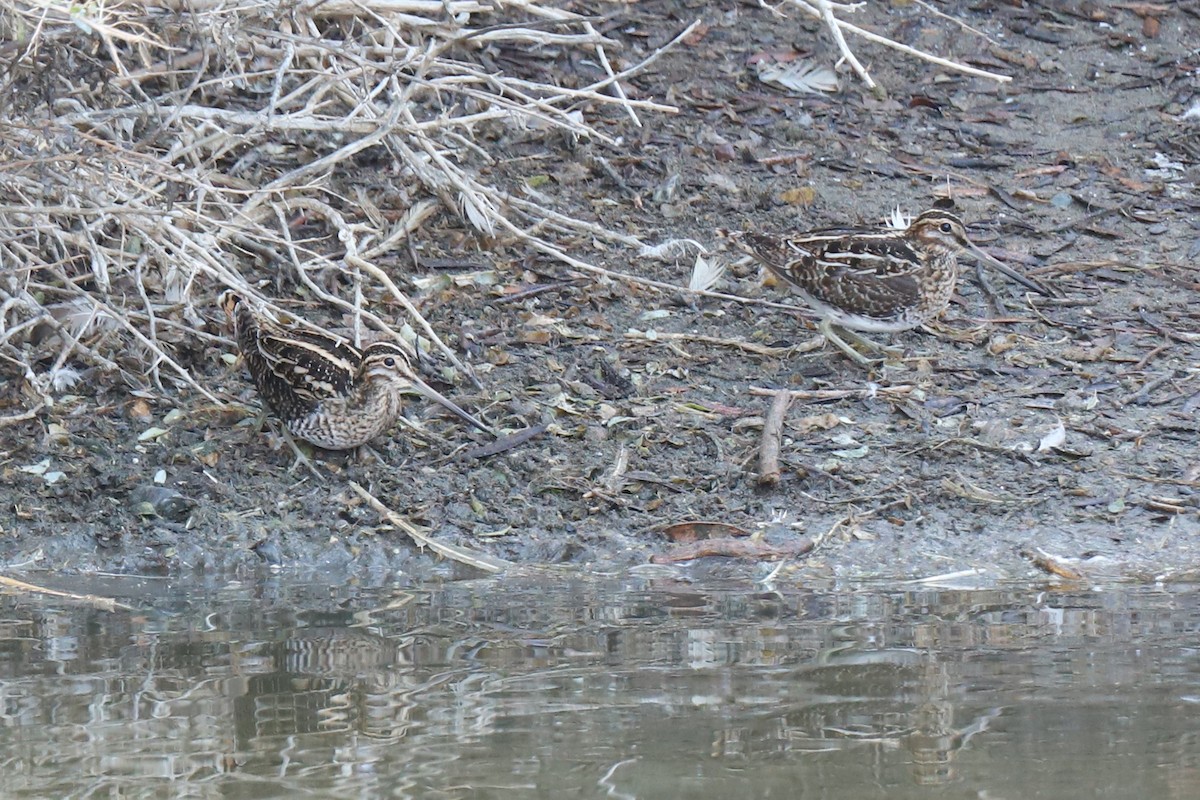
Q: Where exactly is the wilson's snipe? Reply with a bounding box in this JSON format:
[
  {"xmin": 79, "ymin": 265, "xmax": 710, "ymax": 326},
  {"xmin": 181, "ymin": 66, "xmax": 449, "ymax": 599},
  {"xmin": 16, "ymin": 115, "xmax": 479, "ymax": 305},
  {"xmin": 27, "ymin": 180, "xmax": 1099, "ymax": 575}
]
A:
[
  {"xmin": 731, "ymin": 208, "xmax": 1051, "ymax": 365},
  {"xmin": 221, "ymin": 292, "xmax": 490, "ymax": 451}
]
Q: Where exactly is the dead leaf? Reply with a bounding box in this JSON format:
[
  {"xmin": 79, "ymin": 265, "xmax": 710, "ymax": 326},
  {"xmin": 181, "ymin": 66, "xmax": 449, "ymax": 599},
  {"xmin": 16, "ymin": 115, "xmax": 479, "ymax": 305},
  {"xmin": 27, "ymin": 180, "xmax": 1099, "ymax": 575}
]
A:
[
  {"xmin": 128, "ymin": 399, "xmax": 153, "ymax": 421},
  {"xmin": 932, "ymin": 185, "xmax": 989, "ymax": 199},
  {"xmin": 661, "ymin": 521, "xmax": 750, "ymax": 544},
  {"xmin": 486, "ymin": 347, "xmax": 512, "ymax": 365},
  {"xmin": 1037, "ymin": 419, "xmax": 1067, "ymax": 452},
  {"xmin": 682, "ymin": 22, "xmax": 709, "ymax": 46},
  {"xmin": 524, "ymin": 312, "xmax": 564, "ymax": 327},
  {"xmin": 1014, "ymin": 165, "xmax": 1068, "ymax": 179},
  {"xmin": 779, "ymin": 186, "xmax": 817, "ymax": 206},
  {"xmin": 942, "ymin": 478, "xmax": 1039, "ymax": 506},
  {"xmin": 1021, "ymin": 548, "xmax": 1085, "ymax": 580},
  {"xmin": 792, "ymin": 413, "xmax": 844, "ymax": 434},
  {"xmin": 1118, "ymin": 176, "xmax": 1154, "ymax": 192}
]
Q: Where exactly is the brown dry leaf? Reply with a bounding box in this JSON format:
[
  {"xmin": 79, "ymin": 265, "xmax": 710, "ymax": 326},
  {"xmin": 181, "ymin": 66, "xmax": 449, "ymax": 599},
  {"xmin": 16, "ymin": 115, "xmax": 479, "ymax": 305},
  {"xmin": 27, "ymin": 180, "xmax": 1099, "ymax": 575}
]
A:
[
  {"xmin": 932, "ymin": 184, "xmax": 989, "ymax": 199},
  {"xmin": 1117, "ymin": 176, "xmax": 1154, "ymax": 192},
  {"xmin": 779, "ymin": 186, "xmax": 817, "ymax": 206},
  {"xmin": 580, "ymin": 313, "xmax": 614, "ymax": 332},
  {"xmin": 682, "ymin": 22, "xmax": 709, "ymax": 46},
  {"xmin": 1022, "ymin": 548, "xmax": 1085, "ymax": 581},
  {"xmin": 662, "ymin": 521, "xmax": 750, "ymax": 544},
  {"xmin": 988, "ymin": 334, "xmax": 1018, "ymax": 356},
  {"xmin": 942, "ymin": 478, "xmax": 1038, "ymax": 507},
  {"xmin": 128, "ymin": 399, "xmax": 153, "ymax": 421},
  {"xmin": 1060, "ymin": 338, "xmax": 1113, "ymax": 362},
  {"xmin": 524, "ymin": 312, "xmax": 564, "ymax": 327},
  {"xmin": 520, "ymin": 330, "xmax": 552, "ymax": 345},
  {"xmin": 761, "ymin": 270, "xmax": 783, "ymax": 288},
  {"xmin": 792, "ymin": 413, "xmax": 844, "ymax": 434},
  {"xmin": 486, "ymin": 347, "xmax": 512, "ymax": 365},
  {"xmin": 988, "ymin": 46, "xmax": 1037, "ymax": 70},
  {"xmin": 713, "ymin": 142, "xmax": 736, "ymax": 162},
  {"xmin": 1015, "ymin": 165, "xmax": 1068, "ymax": 179}
]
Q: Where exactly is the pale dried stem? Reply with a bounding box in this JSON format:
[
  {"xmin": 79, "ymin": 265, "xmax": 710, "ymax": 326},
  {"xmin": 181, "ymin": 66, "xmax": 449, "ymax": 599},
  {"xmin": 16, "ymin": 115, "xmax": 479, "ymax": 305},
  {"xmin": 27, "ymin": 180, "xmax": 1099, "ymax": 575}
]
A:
[
  {"xmin": 350, "ymin": 481, "xmax": 513, "ymax": 573},
  {"xmin": 1, "ymin": 0, "xmax": 988, "ymax": 432},
  {"xmin": 782, "ymin": 0, "xmax": 1010, "ymax": 86},
  {"xmin": 584, "ymin": 20, "xmax": 639, "ymax": 127},
  {"xmin": 492, "ymin": 208, "xmax": 812, "ymax": 312},
  {"xmin": 748, "ymin": 385, "xmax": 915, "ymax": 401}
]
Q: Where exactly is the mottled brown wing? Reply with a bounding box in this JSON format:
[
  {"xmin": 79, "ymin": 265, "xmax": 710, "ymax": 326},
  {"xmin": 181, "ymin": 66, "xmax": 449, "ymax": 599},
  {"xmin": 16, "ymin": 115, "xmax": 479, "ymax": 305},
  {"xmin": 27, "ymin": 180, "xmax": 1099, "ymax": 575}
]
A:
[
  {"xmin": 227, "ymin": 296, "xmax": 359, "ymax": 412},
  {"xmin": 746, "ymin": 232, "xmax": 923, "ymax": 320}
]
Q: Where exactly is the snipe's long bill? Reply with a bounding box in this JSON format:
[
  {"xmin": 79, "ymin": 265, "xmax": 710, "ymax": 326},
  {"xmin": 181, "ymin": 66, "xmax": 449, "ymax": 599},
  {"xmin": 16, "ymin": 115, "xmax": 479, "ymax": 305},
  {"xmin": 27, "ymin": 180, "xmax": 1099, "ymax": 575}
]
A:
[
  {"xmin": 732, "ymin": 208, "xmax": 1052, "ymax": 366},
  {"xmin": 221, "ymin": 292, "xmax": 491, "ymax": 451}
]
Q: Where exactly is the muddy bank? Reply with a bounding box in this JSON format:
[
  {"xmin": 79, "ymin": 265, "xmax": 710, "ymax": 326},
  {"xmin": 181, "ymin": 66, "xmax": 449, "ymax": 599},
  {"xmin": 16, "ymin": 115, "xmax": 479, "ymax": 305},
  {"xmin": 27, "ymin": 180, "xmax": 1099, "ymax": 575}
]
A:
[{"xmin": 2, "ymin": 1, "xmax": 1198, "ymax": 582}]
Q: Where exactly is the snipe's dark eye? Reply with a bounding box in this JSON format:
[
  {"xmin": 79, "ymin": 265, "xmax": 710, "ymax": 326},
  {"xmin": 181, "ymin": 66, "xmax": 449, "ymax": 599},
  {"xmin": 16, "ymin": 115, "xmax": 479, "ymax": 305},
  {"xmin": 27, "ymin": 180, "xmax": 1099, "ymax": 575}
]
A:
[
  {"xmin": 383, "ymin": 357, "xmax": 396, "ymax": 367},
  {"xmin": 939, "ymin": 222, "xmax": 953, "ymax": 233}
]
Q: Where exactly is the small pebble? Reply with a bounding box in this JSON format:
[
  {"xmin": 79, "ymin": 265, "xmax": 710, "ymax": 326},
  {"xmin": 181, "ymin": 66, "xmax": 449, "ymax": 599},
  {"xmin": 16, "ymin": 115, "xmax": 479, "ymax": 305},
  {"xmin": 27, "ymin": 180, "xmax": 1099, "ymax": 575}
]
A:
[
  {"xmin": 129, "ymin": 485, "xmax": 194, "ymax": 522},
  {"xmin": 1050, "ymin": 192, "xmax": 1073, "ymax": 208}
]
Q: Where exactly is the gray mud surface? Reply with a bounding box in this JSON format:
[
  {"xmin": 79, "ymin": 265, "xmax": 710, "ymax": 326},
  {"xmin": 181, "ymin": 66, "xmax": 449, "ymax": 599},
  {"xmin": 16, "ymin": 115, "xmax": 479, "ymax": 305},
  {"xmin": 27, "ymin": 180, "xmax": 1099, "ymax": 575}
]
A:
[{"xmin": 3, "ymin": 2, "xmax": 1199, "ymax": 582}]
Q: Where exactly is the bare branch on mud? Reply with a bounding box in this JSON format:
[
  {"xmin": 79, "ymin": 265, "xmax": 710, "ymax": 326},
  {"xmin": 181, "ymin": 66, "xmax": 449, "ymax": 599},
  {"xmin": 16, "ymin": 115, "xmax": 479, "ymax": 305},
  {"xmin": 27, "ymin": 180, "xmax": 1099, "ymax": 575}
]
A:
[
  {"xmin": 624, "ymin": 331, "xmax": 813, "ymax": 357},
  {"xmin": 749, "ymin": 385, "xmax": 915, "ymax": 402},
  {"xmin": 758, "ymin": 390, "xmax": 793, "ymax": 487},
  {"xmin": 0, "ymin": 405, "xmax": 44, "ymax": 428},
  {"xmin": 350, "ymin": 482, "xmax": 513, "ymax": 573},
  {"xmin": 777, "ymin": 0, "xmax": 1011, "ymax": 88}
]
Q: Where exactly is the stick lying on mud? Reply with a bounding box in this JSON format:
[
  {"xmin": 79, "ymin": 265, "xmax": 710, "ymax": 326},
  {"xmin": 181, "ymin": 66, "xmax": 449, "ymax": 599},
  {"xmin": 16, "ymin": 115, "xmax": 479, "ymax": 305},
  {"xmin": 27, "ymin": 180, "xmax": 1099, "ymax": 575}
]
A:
[
  {"xmin": 758, "ymin": 391, "xmax": 793, "ymax": 487},
  {"xmin": 778, "ymin": 0, "xmax": 1012, "ymax": 89},
  {"xmin": 350, "ymin": 482, "xmax": 514, "ymax": 573},
  {"xmin": 749, "ymin": 385, "xmax": 915, "ymax": 402},
  {"xmin": 462, "ymin": 422, "xmax": 549, "ymax": 460}
]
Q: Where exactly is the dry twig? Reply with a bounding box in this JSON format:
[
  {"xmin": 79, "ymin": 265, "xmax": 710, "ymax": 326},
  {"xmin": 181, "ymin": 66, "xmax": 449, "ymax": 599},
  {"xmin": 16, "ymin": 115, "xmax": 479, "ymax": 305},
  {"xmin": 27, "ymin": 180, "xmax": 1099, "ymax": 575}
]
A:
[
  {"xmin": 777, "ymin": 0, "xmax": 1011, "ymax": 89},
  {"xmin": 349, "ymin": 481, "xmax": 513, "ymax": 573},
  {"xmin": 0, "ymin": 0, "xmax": 701, "ymax": 415},
  {"xmin": 758, "ymin": 391, "xmax": 793, "ymax": 486},
  {"xmin": 749, "ymin": 385, "xmax": 915, "ymax": 402}
]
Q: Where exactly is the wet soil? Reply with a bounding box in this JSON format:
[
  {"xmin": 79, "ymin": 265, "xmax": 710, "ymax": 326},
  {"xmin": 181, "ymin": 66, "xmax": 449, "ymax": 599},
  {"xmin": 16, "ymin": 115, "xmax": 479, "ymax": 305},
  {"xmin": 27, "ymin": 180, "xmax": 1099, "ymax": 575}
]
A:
[{"xmin": 3, "ymin": 1, "xmax": 1199, "ymax": 581}]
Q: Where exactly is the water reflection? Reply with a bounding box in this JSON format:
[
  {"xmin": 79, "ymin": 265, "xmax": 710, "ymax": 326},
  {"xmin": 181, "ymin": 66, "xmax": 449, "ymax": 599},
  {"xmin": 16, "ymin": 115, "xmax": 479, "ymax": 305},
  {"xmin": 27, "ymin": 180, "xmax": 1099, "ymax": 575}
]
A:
[{"xmin": 0, "ymin": 578, "xmax": 1198, "ymax": 798}]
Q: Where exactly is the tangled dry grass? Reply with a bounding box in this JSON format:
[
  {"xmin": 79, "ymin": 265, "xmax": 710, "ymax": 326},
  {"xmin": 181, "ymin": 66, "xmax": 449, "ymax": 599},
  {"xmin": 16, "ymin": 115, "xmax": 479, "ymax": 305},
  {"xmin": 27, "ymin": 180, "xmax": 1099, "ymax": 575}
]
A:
[
  {"xmin": 0, "ymin": 0, "xmax": 1008, "ymax": 429},
  {"xmin": 0, "ymin": 0, "xmax": 697, "ymax": 424}
]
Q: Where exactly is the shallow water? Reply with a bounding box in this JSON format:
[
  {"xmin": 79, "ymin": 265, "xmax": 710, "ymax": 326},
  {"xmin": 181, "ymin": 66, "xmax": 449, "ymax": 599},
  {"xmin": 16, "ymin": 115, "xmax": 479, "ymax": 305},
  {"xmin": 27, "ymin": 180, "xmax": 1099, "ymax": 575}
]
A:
[{"xmin": 1, "ymin": 575, "xmax": 1198, "ymax": 799}]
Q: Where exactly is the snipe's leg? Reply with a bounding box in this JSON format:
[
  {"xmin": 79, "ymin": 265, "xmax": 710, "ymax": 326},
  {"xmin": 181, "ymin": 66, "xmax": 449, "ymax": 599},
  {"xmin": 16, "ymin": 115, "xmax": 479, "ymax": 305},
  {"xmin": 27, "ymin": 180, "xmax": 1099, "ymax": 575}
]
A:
[
  {"xmin": 818, "ymin": 319, "xmax": 902, "ymax": 367},
  {"xmin": 276, "ymin": 423, "xmax": 322, "ymax": 478}
]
